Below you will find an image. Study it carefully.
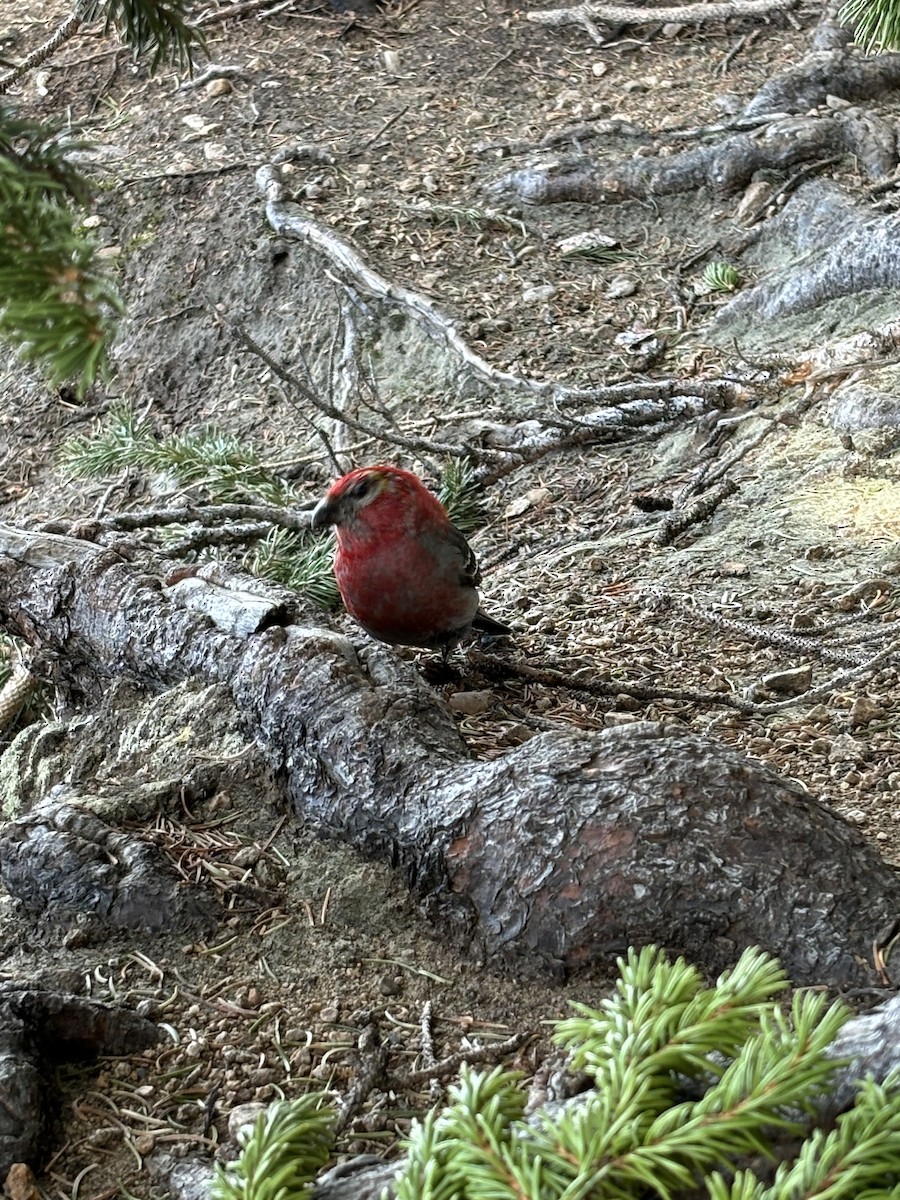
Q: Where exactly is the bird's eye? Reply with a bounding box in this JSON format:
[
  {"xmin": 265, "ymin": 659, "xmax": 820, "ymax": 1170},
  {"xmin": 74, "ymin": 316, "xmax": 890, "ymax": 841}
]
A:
[{"xmin": 348, "ymin": 477, "xmax": 373, "ymax": 500}]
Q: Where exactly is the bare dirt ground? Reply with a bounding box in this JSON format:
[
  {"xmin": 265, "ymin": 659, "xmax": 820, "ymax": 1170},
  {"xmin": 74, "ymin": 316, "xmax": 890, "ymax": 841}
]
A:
[{"xmin": 2, "ymin": 0, "xmax": 900, "ymax": 1196}]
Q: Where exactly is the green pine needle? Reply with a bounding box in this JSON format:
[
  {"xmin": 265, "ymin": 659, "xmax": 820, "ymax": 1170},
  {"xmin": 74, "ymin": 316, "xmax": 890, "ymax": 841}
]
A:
[
  {"xmin": 211, "ymin": 1095, "xmax": 336, "ymax": 1200},
  {"xmin": 247, "ymin": 528, "xmax": 340, "ymax": 611},
  {"xmin": 438, "ymin": 458, "xmax": 485, "ymax": 536},
  {"xmin": 701, "ymin": 262, "xmax": 742, "ymax": 293},
  {"xmin": 60, "ymin": 403, "xmax": 300, "ymax": 506},
  {"xmin": 79, "ymin": 0, "xmax": 206, "ymax": 71},
  {"xmin": 205, "ymin": 949, "xmax": 900, "ymax": 1200},
  {"xmin": 840, "ymin": 0, "xmax": 900, "ymax": 50},
  {"xmin": 0, "ymin": 108, "xmax": 121, "ymax": 394},
  {"xmin": 389, "ymin": 946, "xmax": 897, "ymax": 1200}
]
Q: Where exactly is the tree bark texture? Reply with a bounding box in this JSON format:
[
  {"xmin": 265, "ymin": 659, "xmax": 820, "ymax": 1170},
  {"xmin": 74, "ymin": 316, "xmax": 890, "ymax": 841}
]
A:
[
  {"xmin": 0, "ymin": 785, "xmax": 219, "ymax": 935},
  {"xmin": 0, "ymin": 987, "xmax": 159, "ymax": 1174},
  {"xmin": 1, "ymin": 525, "xmax": 898, "ymax": 988},
  {"xmin": 489, "ymin": 111, "xmax": 897, "ymax": 210},
  {"xmin": 713, "ymin": 180, "xmax": 900, "ymax": 325}
]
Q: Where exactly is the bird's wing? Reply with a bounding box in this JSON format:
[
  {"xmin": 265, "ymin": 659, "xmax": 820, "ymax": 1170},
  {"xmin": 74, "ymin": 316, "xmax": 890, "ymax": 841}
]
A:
[{"xmin": 448, "ymin": 524, "xmax": 482, "ymax": 589}]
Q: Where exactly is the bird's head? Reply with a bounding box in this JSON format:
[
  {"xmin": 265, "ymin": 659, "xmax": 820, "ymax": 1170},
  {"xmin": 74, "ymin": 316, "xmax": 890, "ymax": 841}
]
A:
[{"xmin": 311, "ymin": 465, "xmax": 445, "ymax": 534}]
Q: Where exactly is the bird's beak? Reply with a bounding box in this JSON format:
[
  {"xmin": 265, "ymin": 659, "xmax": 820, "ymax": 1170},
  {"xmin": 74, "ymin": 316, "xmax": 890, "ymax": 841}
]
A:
[{"xmin": 311, "ymin": 497, "xmax": 337, "ymax": 531}]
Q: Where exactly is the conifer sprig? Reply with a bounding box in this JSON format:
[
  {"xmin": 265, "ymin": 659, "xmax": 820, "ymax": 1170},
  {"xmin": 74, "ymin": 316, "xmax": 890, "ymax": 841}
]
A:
[
  {"xmin": 247, "ymin": 527, "xmax": 340, "ymax": 611},
  {"xmin": 78, "ymin": 0, "xmax": 204, "ymax": 72},
  {"xmin": 61, "ymin": 403, "xmax": 300, "ymax": 506},
  {"xmin": 211, "ymin": 947, "xmax": 900, "ymax": 1200},
  {"xmin": 0, "ymin": 109, "xmax": 121, "ymax": 392},
  {"xmin": 211, "ymin": 1095, "xmax": 335, "ymax": 1200},
  {"xmin": 438, "ymin": 457, "xmax": 485, "ymax": 536},
  {"xmin": 841, "ymin": 0, "xmax": 900, "ymax": 51}
]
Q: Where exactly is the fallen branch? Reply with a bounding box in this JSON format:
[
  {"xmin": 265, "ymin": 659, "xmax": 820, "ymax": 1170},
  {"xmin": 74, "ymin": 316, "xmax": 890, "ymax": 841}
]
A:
[
  {"xmin": 526, "ymin": 0, "xmax": 797, "ymax": 32},
  {"xmin": 1, "ymin": 523, "xmax": 898, "ymax": 989}
]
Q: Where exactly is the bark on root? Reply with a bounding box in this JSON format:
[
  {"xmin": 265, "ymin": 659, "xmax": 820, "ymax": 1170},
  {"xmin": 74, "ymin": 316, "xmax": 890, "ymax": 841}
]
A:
[
  {"xmin": 1, "ymin": 524, "xmax": 898, "ymax": 989},
  {"xmin": 490, "ymin": 109, "xmax": 896, "ymax": 209}
]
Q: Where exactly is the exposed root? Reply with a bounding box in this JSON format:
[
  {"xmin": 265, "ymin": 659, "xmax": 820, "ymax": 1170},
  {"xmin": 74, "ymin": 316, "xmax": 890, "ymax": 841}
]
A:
[
  {"xmin": 491, "ymin": 110, "xmax": 896, "ymax": 210},
  {"xmin": 526, "ymin": 0, "xmax": 797, "ymax": 39}
]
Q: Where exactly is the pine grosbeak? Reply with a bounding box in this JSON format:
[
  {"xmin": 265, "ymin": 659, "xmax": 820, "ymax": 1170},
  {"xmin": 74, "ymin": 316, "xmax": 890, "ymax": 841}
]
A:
[{"xmin": 311, "ymin": 465, "xmax": 511, "ymax": 651}]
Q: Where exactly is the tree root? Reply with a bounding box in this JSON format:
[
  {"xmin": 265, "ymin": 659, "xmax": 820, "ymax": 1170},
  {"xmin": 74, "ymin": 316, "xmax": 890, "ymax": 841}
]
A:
[
  {"xmin": 1, "ymin": 523, "xmax": 898, "ymax": 989},
  {"xmin": 713, "ymin": 179, "xmax": 900, "ymax": 325},
  {"xmin": 490, "ymin": 109, "xmax": 896, "ymax": 209},
  {"xmin": 526, "ymin": 0, "xmax": 797, "ymax": 39}
]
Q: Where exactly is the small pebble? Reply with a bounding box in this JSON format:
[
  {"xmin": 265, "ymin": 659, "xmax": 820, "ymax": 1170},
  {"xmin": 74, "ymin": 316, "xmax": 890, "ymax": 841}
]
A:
[
  {"xmin": 829, "ymin": 733, "xmax": 863, "ymax": 763},
  {"xmin": 605, "ymin": 276, "xmax": 637, "ymax": 299},
  {"xmin": 605, "ymin": 711, "xmax": 638, "ymax": 726},
  {"xmin": 4, "ymin": 1163, "xmax": 40, "ymax": 1200},
  {"xmin": 849, "ymin": 696, "xmax": 883, "ymax": 726},
  {"xmin": 761, "ymin": 664, "xmax": 812, "ymax": 696},
  {"xmin": 448, "ymin": 690, "xmax": 493, "ymax": 717},
  {"xmin": 205, "ymin": 77, "xmax": 233, "ymax": 97},
  {"xmin": 378, "ymin": 973, "xmax": 404, "ymax": 996},
  {"xmin": 228, "ymin": 1102, "xmax": 266, "ymax": 1141},
  {"xmin": 521, "ymin": 284, "xmax": 557, "ymax": 304}
]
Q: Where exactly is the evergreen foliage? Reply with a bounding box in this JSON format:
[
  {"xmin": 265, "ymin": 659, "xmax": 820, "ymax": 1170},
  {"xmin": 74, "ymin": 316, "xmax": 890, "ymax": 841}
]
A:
[
  {"xmin": 78, "ymin": 0, "xmax": 204, "ymax": 72},
  {"xmin": 0, "ymin": 0, "xmax": 203, "ymax": 390},
  {"xmin": 61, "ymin": 402, "xmax": 300, "ymax": 506},
  {"xmin": 60, "ymin": 402, "xmax": 343, "ymax": 606},
  {"xmin": 0, "ymin": 109, "xmax": 121, "ymax": 392},
  {"xmin": 841, "ymin": 0, "xmax": 900, "ymax": 51},
  {"xmin": 247, "ymin": 527, "xmax": 340, "ymax": 611},
  {"xmin": 701, "ymin": 262, "xmax": 741, "ymax": 293},
  {"xmin": 211, "ymin": 1094, "xmax": 336, "ymax": 1200},
  {"xmin": 211, "ymin": 946, "xmax": 900, "ymax": 1200},
  {"xmin": 437, "ymin": 457, "xmax": 485, "ymax": 535}
]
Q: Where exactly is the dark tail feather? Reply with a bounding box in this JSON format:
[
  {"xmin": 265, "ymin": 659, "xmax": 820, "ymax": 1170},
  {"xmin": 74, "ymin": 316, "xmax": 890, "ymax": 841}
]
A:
[{"xmin": 473, "ymin": 610, "xmax": 513, "ymax": 638}]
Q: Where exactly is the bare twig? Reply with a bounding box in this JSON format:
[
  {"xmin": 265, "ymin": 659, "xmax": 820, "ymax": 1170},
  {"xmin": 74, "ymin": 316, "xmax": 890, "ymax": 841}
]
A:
[
  {"xmin": 0, "ymin": 12, "xmax": 82, "ymax": 94},
  {"xmin": 526, "ymin": 0, "xmax": 797, "ymax": 36},
  {"xmin": 221, "ymin": 313, "xmax": 471, "ymax": 461},
  {"xmin": 755, "ymin": 638, "xmax": 900, "ymax": 713},
  {"xmin": 477, "ymin": 652, "xmax": 766, "ymax": 715},
  {"xmin": 655, "ymin": 479, "xmax": 738, "ymax": 546},
  {"xmin": 395, "ymin": 1030, "xmax": 533, "ymax": 1089},
  {"xmin": 39, "ymin": 502, "xmax": 313, "ymax": 538},
  {"xmin": 649, "ymin": 593, "xmax": 877, "ymax": 668},
  {"xmin": 334, "ymin": 1021, "xmax": 389, "ymax": 1138},
  {"xmin": 257, "ymin": 164, "xmax": 742, "ymax": 409}
]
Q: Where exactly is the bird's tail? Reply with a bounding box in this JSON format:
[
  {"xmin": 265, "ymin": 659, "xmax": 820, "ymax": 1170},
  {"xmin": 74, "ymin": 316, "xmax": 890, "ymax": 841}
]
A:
[{"xmin": 472, "ymin": 610, "xmax": 513, "ymax": 638}]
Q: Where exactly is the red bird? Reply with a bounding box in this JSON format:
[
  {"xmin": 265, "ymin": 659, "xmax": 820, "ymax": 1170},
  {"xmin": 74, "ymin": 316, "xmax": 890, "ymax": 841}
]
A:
[{"xmin": 311, "ymin": 465, "xmax": 511, "ymax": 652}]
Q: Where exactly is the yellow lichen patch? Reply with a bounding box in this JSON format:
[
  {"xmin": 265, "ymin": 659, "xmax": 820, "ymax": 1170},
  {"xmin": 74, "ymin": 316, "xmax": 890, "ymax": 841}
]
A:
[{"xmin": 789, "ymin": 477, "xmax": 900, "ymax": 545}]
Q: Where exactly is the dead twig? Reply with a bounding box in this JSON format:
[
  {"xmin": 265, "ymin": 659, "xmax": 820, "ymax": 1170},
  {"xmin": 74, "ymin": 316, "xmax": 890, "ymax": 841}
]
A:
[
  {"xmin": 39, "ymin": 502, "xmax": 313, "ymax": 539},
  {"xmin": 334, "ymin": 1020, "xmax": 390, "ymax": 1138},
  {"xmin": 477, "ymin": 652, "xmax": 766, "ymax": 715},
  {"xmin": 395, "ymin": 1030, "xmax": 533, "ymax": 1090},
  {"xmin": 654, "ymin": 479, "xmax": 738, "ymax": 546},
  {"xmin": 221, "ymin": 314, "xmax": 470, "ymax": 464},
  {"xmin": 0, "ymin": 12, "xmax": 82, "ymax": 94},
  {"xmin": 526, "ymin": 0, "xmax": 797, "ymax": 39}
]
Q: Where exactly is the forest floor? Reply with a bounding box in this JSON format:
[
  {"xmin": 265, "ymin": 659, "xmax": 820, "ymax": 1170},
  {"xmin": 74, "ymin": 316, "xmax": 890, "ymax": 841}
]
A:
[{"xmin": 2, "ymin": 0, "xmax": 900, "ymax": 1196}]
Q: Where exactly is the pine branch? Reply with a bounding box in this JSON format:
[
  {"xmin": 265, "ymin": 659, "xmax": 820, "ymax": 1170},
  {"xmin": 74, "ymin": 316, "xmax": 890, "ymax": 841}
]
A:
[
  {"xmin": 840, "ymin": 0, "xmax": 900, "ymax": 51},
  {"xmin": 0, "ymin": 108, "xmax": 121, "ymax": 392},
  {"xmin": 438, "ymin": 458, "xmax": 485, "ymax": 536},
  {"xmin": 211, "ymin": 948, "xmax": 900, "ymax": 1200},
  {"xmin": 246, "ymin": 528, "xmax": 339, "ymax": 611},
  {"xmin": 60, "ymin": 403, "xmax": 302, "ymax": 506},
  {"xmin": 211, "ymin": 1095, "xmax": 336, "ymax": 1200},
  {"xmin": 79, "ymin": 0, "xmax": 204, "ymax": 71}
]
